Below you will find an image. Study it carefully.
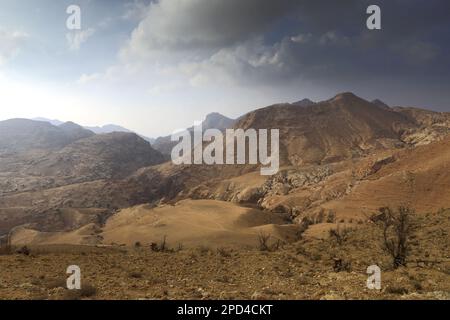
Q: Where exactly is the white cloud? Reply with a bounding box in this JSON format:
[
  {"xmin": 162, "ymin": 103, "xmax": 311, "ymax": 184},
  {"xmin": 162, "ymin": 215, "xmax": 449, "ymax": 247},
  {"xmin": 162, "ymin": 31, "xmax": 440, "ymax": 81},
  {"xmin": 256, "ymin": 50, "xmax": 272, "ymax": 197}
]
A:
[
  {"xmin": 77, "ymin": 0, "xmax": 366, "ymax": 91},
  {"xmin": 76, "ymin": 62, "xmax": 144, "ymax": 85},
  {"xmin": 66, "ymin": 28, "xmax": 95, "ymax": 51},
  {"xmin": 0, "ymin": 28, "xmax": 28, "ymax": 66},
  {"xmin": 175, "ymin": 38, "xmax": 286, "ymax": 86},
  {"xmin": 77, "ymin": 0, "xmax": 302, "ymax": 90},
  {"xmin": 77, "ymin": 72, "xmax": 102, "ymax": 84},
  {"xmin": 318, "ymin": 31, "xmax": 350, "ymax": 46},
  {"xmin": 120, "ymin": 0, "xmax": 298, "ymax": 59},
  {"xmin": 290, "ymin": 33, "xmax": 312, "ymax": 44},
  {"xmin": 122, "ymin": 0, "xmax": 150, "ymax": 21}
]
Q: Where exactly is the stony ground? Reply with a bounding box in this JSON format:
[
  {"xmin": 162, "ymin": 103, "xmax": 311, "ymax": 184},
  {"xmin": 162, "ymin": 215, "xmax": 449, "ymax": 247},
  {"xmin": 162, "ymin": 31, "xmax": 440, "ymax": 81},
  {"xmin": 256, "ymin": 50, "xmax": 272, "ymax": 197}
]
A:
[{"xmin": 0, "ymin": 211, "xmax": 448, "ymax": 300}]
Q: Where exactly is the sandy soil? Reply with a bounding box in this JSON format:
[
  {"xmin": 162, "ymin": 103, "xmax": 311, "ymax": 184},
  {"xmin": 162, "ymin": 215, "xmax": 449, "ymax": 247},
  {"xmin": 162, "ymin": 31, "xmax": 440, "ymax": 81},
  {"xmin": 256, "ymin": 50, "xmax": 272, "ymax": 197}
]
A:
[
  {"xmin": 1, "ymin": 210, "xmax": 449, "ymax": 300},
  {"xmin": 12, "ymin": 200, "xmax": 301, "ymax": 248}
]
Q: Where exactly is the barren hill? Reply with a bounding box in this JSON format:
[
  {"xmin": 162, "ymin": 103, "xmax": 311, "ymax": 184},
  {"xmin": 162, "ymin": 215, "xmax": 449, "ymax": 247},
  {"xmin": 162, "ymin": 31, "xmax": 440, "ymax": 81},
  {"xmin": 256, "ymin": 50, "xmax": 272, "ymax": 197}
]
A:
[
  {"xmin": 11, "ymin": 200, "xmax": 300, "ymax": 247},
  {"xmin": 316, "ymin": 136, "xmax": 450, "ymax": 219},
  {"xmin": 1, "ymin": 92, "xmax": 449, "ymax": 249},
  {"xmin": 191, "ymin": 136, "xmax": 450, "ymax": 226},
  {"xmin": 0, "ymin": 119, "xmax": 94, "ymax": 153},
  {"xmin": 26, "ymin": 132, "xmax": 165, "ymax": 181},
  {"xmin": 58, "ymin": 121, "xmax": 94, "ymax": 142},
  {"xmin": 235, "ymin": 92, "xmax": 412, "ymax": 165},
  {"xmin": 0, "ymin": 129, "xmax": 166, "ymax": 237}
]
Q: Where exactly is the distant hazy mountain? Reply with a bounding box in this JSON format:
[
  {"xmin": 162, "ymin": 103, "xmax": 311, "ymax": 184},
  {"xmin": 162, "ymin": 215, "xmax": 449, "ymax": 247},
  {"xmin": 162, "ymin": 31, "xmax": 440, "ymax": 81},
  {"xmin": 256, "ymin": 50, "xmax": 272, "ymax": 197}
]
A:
[
  {"xmin": 32, "ymin": 117, "xmax": 64, "ymax": 126},
  {"xmin": 59, "ymin": 121, "xmax": 95, "ymax": 141},
  {"xmin": 31, "ymin": 118, "xmax": 155, "ymax": 144},
  {"xmin": 201, "ymin": 112, "xmax": 236, "ymax": 131},
  {"xmin": 0, "ymin": 118, "xmax": 94, "ymax": 153},
  {"xmin": 152, "ymin": 112, "xmax": 236, "ymax": 155},
  {"xmin": 84, "ymin": 124, "xmax": 132, "ymax": 134},
  {"xmin": 26, "ymin": 131, "xmax": 165, "ymax": 181}
]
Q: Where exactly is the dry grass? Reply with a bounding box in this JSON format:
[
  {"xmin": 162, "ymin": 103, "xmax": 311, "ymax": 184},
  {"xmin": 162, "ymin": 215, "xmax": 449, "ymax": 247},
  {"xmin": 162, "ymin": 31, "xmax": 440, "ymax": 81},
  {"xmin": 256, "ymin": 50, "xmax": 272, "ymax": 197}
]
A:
[{"xmin": 0, "ymin": 209, "xmax": 448, "ymax": 300}]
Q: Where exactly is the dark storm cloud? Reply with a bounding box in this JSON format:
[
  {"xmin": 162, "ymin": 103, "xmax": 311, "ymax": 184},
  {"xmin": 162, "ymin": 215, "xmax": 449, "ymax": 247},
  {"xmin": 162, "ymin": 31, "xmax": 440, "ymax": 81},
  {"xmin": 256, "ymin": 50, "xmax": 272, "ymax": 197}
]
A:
[
  {"xmin": 124, "ymin": 0, "xmax": 450, "ymax": 110},
  {"xmin": 249, "ymin": 0, "xmax": 450, "ymax": 80},
  {"xmin": 125, "ymin": 0, "xmax": 300, "ymax": 53}
]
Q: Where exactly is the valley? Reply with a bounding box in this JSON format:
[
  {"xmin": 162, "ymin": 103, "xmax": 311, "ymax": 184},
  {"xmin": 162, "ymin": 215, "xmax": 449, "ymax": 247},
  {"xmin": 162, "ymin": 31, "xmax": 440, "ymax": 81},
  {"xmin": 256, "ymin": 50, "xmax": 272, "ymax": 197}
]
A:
[{"xmin": 0, "ymin": 92, "xmax": 449, "ymax": 300}]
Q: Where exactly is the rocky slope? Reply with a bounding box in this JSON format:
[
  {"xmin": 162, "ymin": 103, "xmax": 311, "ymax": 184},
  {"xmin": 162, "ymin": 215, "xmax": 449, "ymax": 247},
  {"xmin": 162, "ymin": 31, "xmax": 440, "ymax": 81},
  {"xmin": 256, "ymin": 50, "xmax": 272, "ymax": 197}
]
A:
[
  {"xmin": 235, "ymin": 92, "xmax": 412, "ymax": 166},
  {"xmin": 0, "ymin": 123, "xmax": 166, "ymax": 237},
  {"xmin": 25, "ymin": 132, "xmax": 165, "ymax": 181},
  {"xmin": 152, "ymin": 112, "xmax": 236, "ymax": 156},
  {"xmin": 393, "ymin": 107, "xmax": 450, "ymax": 145},
  {"xmin": 0, "ymin": 93, "xmax": 449, "ymax": 246}
]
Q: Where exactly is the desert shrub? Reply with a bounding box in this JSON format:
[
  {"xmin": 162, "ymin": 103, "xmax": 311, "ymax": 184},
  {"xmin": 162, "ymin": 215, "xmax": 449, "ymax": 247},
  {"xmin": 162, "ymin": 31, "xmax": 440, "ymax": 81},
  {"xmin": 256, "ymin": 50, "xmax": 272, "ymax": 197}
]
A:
[
  {"xmin": 197, "ymin": 245, "xmax": 212, "ymax": 256},
  {"xmin": 295, "ymin": 217, "xmax": 313, "ymax": 239},
  {"xmin": 81, "ymin": 285, "xmax": 98, "ymax": 298},
  {"xmin": 372, "ymin": 206, "xmax": 416, "ymax": 269},
  {"xmin": 0, "ymin": 235, "xmax": 14, "ymax": 255},
  {"xmin": 295, "ymin": 244, "xmax": 308, "ymax": 256},
  {"xmin": 316, "ymin": 209, "xmax": 325, "ymax": 223},
  {"xmin": 332, "ymin": 258, "xmax": 352, "ymax": 272},
  {"xmin": 134, "ymin": 241, "xmax": 141, "ymax": 248},
  {"xmin": 412, "ymin": 280, "xmax": 423, "ymax": 291},
  {"xmin": 279, "ymin": 267, "xmax": 294, "ymax": 278},
  {"xmin": 310, "ymin": 253, "xmax": 322, "ymax": 261},
  {"xmin": 150, "ymin": 235, "xmax": 171, "ymax": 252},
  {"xmin": 329, "ymin": 224, "xmax": 352, "ymax": 245},
  {"xmin": 16, "ymin": 245, "xmax": 31, "ymax": 256},
  {"xmin": 159, "ymin": 235, "xmax": 167, "ymax": 252},
  {"xmin": 62, "ymin": 284, "xmax": 97, "ymax": 300},
  {"xmin": 257, "ymin": 232, "xmax": 271, "ymax": 251},
  {"xmin": 271, "ymin": 239, "xmax": 284, "ymax": 251},
  {"xmin": 386, "ymin": 285, "xmax": 409, "ymax": 295},
  {"xmin": 217, "ymin": 247, "xmax": 231, "ymax": 258},
  {"xmin": 44, "ymin": 278, "xmax": 67, "ymax": 289},
  {"xmin": 326, "ymin": 210, "xmax": 337, "ymax": 223},
  {"xmin": 128, "ymin": 271, "xmax": 143, "ymax": 279}
]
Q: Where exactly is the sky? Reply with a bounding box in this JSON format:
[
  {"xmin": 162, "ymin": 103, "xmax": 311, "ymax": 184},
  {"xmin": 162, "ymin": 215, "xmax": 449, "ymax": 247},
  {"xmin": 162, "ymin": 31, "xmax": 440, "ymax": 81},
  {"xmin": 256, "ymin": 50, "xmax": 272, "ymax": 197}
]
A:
[{"xmin": 0, "ymin": 0, "xmax": 449, "ymax": 137}]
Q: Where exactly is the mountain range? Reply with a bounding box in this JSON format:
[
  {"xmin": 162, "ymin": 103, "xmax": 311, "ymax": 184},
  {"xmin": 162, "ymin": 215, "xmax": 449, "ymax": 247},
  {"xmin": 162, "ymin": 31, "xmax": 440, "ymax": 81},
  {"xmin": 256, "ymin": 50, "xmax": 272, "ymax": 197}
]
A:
[
  {"xmin": 32, "ymin": 117, "xmax": 156, "ymax": 144},
  {"xmin": 0, "ymin": 92, "xmax": 448, "ymax": 249}
]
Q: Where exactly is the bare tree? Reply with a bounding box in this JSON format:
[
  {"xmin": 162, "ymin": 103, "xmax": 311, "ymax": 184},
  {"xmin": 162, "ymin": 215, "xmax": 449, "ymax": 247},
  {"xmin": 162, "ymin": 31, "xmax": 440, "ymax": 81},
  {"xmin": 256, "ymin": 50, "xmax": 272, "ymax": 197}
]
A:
[
  {"xmin": 150, "ymin": 235, "xmax": 168, "ymax": 252},
  {"xmin": 257, "ymin": 232, "xmax": 271, "ymax": 251},
  {"xmin": 372, "ymin": 206, "xmax": 415, "ymax": 268}
]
